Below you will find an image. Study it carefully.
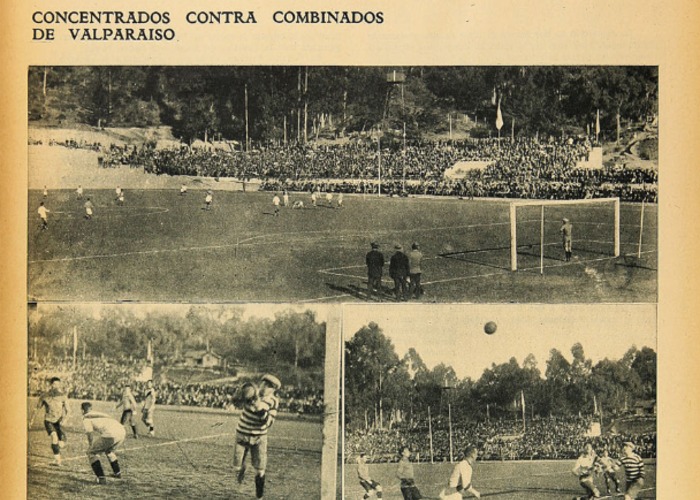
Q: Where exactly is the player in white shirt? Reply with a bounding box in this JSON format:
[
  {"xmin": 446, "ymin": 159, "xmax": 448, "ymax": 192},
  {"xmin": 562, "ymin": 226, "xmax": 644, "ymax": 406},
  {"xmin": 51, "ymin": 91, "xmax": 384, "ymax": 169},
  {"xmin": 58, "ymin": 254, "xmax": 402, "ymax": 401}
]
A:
[
  {"xmin": 38, "ymin": 202, "xmax": 50, "ymax": 230},
  {"xmin": 180, "ymin": 184, "xmax": 188, "ymax": 196},
  {"xmin": 84, "ymin": 198, "xmax": 94, "ymax": 219},
  {"xmin": 325, "ymin": 191, "xmax": 333, "ymax": 206},
  {"xmin": 272, "ymin": 193, "xmax": 281, "ymax": 217},
  {"xmin": 204, "ymin": 190, "xmax": 213, "ymax": 211},
  {"xmin": 337, "ymin": 193, "xmax": 344, "ymax": 208},
  {"xmin": 43, "ymin": 185, "xmax": 48, "ymax": 198},
  {"xmin": 81, "ymin": 401, "xmax": 126, "ymax": 484},
  {"xmin": 571, "ymin": 443, "xmax": 601, "ymax": 499},
  {"xmin": 76, "ymin": 185, "xmax": 84, "ymax": 200},
  {"xmin": 439, "ymin": 446, "xmax": 480, "ymax": 499},
  {"xmin": 282, "ymin": 189, "xmax": 289, "ymax": 207}
]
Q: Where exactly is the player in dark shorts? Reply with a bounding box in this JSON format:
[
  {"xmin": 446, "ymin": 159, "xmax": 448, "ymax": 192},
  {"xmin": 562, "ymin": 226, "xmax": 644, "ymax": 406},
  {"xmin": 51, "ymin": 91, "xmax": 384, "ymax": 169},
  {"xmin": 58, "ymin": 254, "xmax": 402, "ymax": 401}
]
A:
[{"xmin": 36, "ymin": 377, "xmax": 70, "ymax": 466}]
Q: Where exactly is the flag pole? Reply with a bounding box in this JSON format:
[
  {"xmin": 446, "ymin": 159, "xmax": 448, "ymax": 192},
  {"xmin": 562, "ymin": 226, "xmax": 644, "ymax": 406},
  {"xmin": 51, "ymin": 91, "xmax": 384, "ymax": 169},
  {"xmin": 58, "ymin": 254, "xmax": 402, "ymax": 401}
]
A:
[
  {"xmin": 428, "ymin": 406, "xmax": 434, "ymax": 464},
  {"xmin": 448, "ymin": 403, "xmax": 454, "ymax": 463}
]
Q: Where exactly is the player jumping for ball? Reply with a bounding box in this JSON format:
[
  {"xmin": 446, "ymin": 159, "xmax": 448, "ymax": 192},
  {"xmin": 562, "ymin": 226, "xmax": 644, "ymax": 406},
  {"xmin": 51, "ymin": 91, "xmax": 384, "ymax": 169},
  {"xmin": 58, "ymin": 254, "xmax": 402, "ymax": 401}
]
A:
[
  {"xmin": 81, "ymin": 402, "xmax": 126, "ymax": 484},
  {"xmin": 357, "ymin": 452, "xmax": 383, "ymax": 499},
  {"xmin": 234, "ymin": 374, "xmax": 281, "ymax": 499},
  {"xmin": 35, "ymin": 376, "xmax": 70, "ymax": 466}
]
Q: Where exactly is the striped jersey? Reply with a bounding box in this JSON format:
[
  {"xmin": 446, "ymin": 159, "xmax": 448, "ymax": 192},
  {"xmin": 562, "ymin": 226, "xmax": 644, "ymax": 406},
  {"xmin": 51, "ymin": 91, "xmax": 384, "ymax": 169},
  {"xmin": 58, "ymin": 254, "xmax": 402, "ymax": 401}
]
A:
[
  {"xmin": 620, "ymin": 453, "xmax": 645, "ymax": 482},
  {"xmin": 236, "ymin": 395, "xmax": 279, "ymax": 437}
]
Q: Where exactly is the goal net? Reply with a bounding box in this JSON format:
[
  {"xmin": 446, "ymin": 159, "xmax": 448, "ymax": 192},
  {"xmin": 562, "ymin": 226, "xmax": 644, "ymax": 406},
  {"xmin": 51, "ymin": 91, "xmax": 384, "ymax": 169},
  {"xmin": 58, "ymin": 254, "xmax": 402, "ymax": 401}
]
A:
[{"xmin": 509, "ymin": 198, "xmax": 620, "ymax": 271}]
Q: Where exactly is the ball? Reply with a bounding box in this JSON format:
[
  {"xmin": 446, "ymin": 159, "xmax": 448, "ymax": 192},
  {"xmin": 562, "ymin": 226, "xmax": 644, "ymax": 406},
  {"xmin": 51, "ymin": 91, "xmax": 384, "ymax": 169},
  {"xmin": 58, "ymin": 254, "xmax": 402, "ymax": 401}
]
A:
[{"xmin": 484, "ymin": 321, "xmax": 497, "ymax": 334}]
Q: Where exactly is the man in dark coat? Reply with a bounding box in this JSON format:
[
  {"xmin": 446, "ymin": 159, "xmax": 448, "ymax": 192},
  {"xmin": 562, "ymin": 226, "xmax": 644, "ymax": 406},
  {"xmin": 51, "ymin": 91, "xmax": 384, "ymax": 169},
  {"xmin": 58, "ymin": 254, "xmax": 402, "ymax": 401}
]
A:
[
  {"xmin": 389, "ymin": 244, "xmax": 410, "ymax": 301},
  {"xmin": 366, "ymin": 242, "xmax": 385, "ymax": 299}
]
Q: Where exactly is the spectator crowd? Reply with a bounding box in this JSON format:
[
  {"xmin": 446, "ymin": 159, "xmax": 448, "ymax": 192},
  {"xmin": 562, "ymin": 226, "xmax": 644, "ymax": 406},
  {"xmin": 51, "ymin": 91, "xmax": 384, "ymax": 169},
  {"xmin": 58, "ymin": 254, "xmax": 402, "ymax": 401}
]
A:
[
  {"xmin": 76, "ymin": 136, "xmax": 658, "ymax": 202},
  {"xmin": 28, "ymin": 356, "xmax": 324, "ymax": 415},
  {"xmin": 346, "ymin": 415, "xmax": 656, "ymax": 463}
]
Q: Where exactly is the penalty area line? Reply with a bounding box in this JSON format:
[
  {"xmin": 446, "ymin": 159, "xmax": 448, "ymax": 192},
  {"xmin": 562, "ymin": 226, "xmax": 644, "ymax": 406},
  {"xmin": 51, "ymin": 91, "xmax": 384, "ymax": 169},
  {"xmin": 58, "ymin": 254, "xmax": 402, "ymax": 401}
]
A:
[{"xmin": 43, "ymin": 432, "xmax": 234, "ymax": 464}]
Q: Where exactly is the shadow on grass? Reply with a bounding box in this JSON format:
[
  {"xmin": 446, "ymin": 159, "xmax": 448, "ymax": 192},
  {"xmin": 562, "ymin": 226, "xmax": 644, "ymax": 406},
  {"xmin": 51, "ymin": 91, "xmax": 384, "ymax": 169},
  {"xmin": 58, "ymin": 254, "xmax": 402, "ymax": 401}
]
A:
[{"xmin": 325, "ymin": 282, "xmax": 398, "ymax": 302}]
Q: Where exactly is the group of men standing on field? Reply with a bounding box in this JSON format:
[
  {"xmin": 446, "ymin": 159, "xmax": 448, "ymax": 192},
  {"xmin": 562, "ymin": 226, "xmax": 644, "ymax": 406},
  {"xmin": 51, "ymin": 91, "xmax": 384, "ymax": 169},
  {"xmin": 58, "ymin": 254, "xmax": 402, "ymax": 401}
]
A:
[{"xmin": 366, "ymin": 241, "xmax": 424, "ymax": 301}]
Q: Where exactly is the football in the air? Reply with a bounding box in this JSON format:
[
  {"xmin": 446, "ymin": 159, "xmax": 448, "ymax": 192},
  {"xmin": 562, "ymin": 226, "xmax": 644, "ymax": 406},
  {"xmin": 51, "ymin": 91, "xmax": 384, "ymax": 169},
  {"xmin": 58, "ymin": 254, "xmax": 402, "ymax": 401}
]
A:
[{"xmin": 484, "ymin": 321, "xmax": 497, "ymax": 334}]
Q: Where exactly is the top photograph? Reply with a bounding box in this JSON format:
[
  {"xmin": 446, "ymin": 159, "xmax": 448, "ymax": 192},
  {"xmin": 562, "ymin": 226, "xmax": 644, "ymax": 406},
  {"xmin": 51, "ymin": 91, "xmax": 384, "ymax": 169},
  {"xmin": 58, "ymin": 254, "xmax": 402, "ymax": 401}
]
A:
[{"xmin": 27, "ymin": 66, "xmax": 657, "ymax": 303}]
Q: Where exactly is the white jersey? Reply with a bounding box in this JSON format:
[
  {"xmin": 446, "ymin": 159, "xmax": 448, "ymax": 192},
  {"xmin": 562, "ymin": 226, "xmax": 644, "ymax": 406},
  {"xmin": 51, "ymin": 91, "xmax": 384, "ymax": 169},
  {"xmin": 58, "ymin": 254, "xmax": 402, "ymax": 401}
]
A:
[
  {"xmin": 38, "ymin": 206, "xmax": 49, "ymax": 219},
  {"xmin": 449, "ymin": 459, "xmax": 474, "ymax": 489},
  {"xmin": 83, "ymin": 411, "xmax": 126, "ymax": 439}
]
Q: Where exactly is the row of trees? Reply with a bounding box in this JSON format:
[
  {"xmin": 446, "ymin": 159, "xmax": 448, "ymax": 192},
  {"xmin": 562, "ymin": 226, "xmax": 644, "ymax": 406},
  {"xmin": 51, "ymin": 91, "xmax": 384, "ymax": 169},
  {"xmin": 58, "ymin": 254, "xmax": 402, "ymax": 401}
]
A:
[
  {"xmin": 345, "ymin": 323, "xmax": 656, "ymax": 431},
  {"xmin": 29, "ymin": 306, "xmax": 325, "ymax": 388},
  {"xmin": 28, "ymin": 66, "xmax": 657, "ymax": 144}
]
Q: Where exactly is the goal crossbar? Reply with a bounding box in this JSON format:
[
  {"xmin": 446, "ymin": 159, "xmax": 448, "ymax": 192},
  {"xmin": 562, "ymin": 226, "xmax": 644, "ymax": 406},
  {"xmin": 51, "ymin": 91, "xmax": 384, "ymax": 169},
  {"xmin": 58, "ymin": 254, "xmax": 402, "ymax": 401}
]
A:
[{"xmin": 509, "ymin": 197, "xmax": 620, "ymax": 271}]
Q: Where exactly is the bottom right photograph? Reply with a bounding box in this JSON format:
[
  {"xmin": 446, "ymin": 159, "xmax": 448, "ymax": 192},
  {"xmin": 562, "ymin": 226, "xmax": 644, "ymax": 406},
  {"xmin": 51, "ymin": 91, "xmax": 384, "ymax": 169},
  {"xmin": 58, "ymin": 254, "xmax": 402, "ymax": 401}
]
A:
[{"xmin": 343, "ymin": 304, "xmax": 656, "ymax": 500}]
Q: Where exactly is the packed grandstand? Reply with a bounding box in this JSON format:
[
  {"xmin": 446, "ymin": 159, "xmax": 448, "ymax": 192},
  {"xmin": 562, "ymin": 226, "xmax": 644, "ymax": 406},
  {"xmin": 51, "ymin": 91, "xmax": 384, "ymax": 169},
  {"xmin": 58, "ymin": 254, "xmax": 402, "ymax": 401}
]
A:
[
  {"xmin": 29, "ymin": 356, "xmax": 324, "ymax": 415},
  {"xmin": 35, "ymin": 134, "xmax": 657, "ymax": 202}
]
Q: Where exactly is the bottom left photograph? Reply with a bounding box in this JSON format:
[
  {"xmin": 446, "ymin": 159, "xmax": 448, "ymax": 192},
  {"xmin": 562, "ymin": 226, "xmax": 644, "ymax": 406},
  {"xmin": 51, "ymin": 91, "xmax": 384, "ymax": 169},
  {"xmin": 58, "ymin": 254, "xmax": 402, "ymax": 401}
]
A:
[{"xmin": 27, "ymin": 302, "xmax": 335, "ymax": 500}]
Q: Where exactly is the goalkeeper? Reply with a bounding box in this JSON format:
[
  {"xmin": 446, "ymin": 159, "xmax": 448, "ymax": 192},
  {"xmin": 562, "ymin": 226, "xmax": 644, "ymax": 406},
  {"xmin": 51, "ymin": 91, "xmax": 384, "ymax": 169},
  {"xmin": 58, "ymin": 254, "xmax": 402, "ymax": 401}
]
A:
[{"xmin": 233, "ymin": 374, "xmax": 281, "ymax": 499}]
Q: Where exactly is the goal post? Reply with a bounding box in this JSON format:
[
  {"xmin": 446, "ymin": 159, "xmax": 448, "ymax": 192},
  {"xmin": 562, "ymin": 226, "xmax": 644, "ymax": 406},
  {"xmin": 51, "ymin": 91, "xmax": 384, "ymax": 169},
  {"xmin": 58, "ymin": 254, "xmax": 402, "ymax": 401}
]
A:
[{"xmin": 509, "ymin": 197, "xmax": 620, "ymax": 271}]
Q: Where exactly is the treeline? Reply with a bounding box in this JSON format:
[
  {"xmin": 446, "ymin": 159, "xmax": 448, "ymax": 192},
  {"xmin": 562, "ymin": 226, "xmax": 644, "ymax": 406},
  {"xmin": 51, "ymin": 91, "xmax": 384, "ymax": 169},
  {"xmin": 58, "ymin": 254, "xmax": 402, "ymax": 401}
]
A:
[
  {"xmin": 345, "ymin": 323, "xmax": 656, "ymax": 430},
  {"xmin": 28, "ymin": 66, "xmax": 657, "ymax": 144},
  {"xmin": 30, "ymin": 306, "xmax": 325, "ymax": 388}
]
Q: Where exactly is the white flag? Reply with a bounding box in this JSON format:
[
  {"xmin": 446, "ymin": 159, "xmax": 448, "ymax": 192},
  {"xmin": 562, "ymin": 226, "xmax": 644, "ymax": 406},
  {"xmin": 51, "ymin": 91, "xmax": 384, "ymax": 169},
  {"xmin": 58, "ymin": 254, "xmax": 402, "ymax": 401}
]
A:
[{"xmin": 496, "ymin": 99, "xmax": 504, "ymax": 131}]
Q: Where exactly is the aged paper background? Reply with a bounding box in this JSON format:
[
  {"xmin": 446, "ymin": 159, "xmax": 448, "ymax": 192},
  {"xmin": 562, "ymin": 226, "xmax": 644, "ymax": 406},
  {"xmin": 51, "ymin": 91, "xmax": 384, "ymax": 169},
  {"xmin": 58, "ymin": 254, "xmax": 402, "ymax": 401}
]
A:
[{"xmin": 2, "ymin": 0, "xmax": 699, "ymax": 498}]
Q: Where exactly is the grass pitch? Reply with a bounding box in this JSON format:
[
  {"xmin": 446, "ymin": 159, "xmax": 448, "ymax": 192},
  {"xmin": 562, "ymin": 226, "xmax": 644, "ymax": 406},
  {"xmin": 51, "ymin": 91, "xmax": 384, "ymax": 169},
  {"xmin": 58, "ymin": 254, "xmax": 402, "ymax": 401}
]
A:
[
  {"xmin": 28, "ymin": 399, "xmax": 322, "ymax": 499},
  {"xmin": 28, "ymin": 189, "xmax": 656, "ymax": 303},
  {"xmin": 344, "ymin": 460, "xmax": 656, "ymax": 499}
]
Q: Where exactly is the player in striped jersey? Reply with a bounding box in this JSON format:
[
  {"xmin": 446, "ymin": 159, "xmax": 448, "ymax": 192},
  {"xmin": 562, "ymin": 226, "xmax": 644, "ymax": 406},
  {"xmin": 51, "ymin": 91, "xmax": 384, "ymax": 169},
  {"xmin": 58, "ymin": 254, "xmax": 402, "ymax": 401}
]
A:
[
  {"xmin": 81, "ymin": 402, "xmax": 126, "ymax": 484},
  {"xmin": 233, "ymin": 374, "xmax": 281, "ymax": 499},
  {"xmin": 36, "ymin": 377, "xmax": 70, "ymax": 466},
  {"xmin": 619, "ymin": 442, "xmax": 645, "ymax": 500}
]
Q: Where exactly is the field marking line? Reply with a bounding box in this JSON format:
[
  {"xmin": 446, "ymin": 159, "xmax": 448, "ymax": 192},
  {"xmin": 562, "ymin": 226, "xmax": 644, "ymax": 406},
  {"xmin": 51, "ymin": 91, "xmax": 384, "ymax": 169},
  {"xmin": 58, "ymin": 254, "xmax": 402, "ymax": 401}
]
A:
[
  {"xmin": 299, "ymin": 293, "xmax": 352, "ymax": 303},
  {"xmin": 41, "ymin": 432, "xmax": 236, "ymax": 464}
]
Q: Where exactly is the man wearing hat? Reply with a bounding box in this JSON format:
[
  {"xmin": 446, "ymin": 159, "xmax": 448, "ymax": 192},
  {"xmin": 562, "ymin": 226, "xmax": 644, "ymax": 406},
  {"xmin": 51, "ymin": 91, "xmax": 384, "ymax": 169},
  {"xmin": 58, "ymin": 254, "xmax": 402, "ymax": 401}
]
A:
[
  {"xmin": 619, "ymin": 442, "xmax": 644, "ymax": 500},
  {"xmin": 366, "ymin": 242, "xmax": 385, "ymax": 299},
  {"xmin": 561, "ymin": 218, "xmax": 573, "ymax": 262},
  {"xmin": 407, "ymin": 242, "xmax": 424, "ymax": 300},
  {"xmin": 389, "ymin": 244, "xmax": 410, "ymax": 301}
]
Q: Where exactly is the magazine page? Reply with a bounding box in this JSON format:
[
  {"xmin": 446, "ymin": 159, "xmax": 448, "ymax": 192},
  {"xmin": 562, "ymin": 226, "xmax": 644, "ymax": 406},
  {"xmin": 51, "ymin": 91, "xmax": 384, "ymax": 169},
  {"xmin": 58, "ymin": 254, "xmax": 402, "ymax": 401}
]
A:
[{"xmin": 1, "ymin": 1, "xmax": 699, "ymax": 499}]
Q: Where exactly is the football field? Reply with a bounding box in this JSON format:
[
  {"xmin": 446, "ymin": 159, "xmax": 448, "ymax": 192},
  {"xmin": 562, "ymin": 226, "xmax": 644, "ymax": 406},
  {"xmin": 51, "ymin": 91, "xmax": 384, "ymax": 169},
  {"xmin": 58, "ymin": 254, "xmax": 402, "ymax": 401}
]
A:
[
  {"xmin": 28, "ymin": 189, "xmax": 657, "ymax": 303},
  {"xmin": 344, "ymin": 460, "xmax": 657, "ymax": 499},
  {"xmin": 27, "ymin": 399, "xmax": 322, "ymax": 499}
]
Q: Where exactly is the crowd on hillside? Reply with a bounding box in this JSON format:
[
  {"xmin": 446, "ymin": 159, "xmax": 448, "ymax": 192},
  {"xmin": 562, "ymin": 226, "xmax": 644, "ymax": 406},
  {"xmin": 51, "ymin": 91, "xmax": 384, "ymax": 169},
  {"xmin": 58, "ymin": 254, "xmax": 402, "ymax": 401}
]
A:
[
  {"xmin": 346, "ymin": 415, "xmax": 656, "ymax": 463},
  {"xmin": 80, "ymin": 136, "xmax": 656, "ymax": 202},
  {"xmin": 28, "ymin": 356, "xmax": 324, "ymax": 415}
]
